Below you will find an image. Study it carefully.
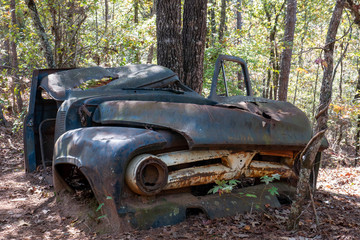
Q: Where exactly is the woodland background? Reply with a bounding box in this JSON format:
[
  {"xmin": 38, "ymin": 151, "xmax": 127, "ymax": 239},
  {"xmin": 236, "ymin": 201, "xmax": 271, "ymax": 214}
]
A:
[
  {"xmin": 0, "ymin": 0, "xmax": 359, "ymax": 166},
  {"xmin": 0, "ymin": 0, "xmax": 359, "ymax": 238}
]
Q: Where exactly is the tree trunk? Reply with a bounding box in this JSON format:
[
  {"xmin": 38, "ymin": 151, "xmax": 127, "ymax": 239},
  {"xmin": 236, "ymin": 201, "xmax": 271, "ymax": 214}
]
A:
[
  {"xmin": 263, "ymin": 0, "xmax": 285, "ymax": 99},
  {"xmin": 105, "ymin": 0, "xmax": 109, "ymax": 33},
  {"xmin": 134, "ymin": 0, "xmax": 139, "ymax": 24},
  {"xmin": 218, "ymin": 0, "xmax": 226, "ymax": 43},
  {"xmin": 156, "ymin": 0, "xmax": 183, "ymax": 79},
  {"xmin": 339, "ymin": 41, "xmax": 344, "ymax": 99},
  {"xmin": 355, "ymin": 61, "xmax": 360, "ymax": 167},
  {"xmin": 208, "ymin": 0, "xmax": 216, "ymax": 45},
  {"xmin": 25, "ymin": 0, "xmax": 55, "ymax": 68},
  {"xmin": 278, "ymin": 0, "xmax": 297, "ymax": 101},
  {"xmin": 0, "ymin": 105, "xmax": 9, "ymax": 127},
  {"xmin": 147, "ymin": 44, "xmax": 154, "ymax": 64},
  {"xmin": 293, "ymin": 2, "xmax": 309, "ymax": 105},
  {"xmin": 10, "ymin": 0, "xmax": 22, "ymax": 113},
  {"xmin": 345, "ymin": 0, "xmax": 360, "ymax": 27},
  {"xmin": 311, "ymin": 62, "xmax": 320, "ymax": 120},
  {"xmin": 288, "ymin": 0, "xmax": 345, "ymax": 230},
  {"xmin": 182, "ymin": 0, "xmax": 207, "ymax": 93},
  {"xmin": 236, "ymin": 0, "xmax": 242, "ymax": 31},
  {"xmin": 273, "ymin": 41, "xmax": 280, "ymax": 100},
  {"xmin": 49, "ymin": 1, "xmax": 60, "ymax": 66}
]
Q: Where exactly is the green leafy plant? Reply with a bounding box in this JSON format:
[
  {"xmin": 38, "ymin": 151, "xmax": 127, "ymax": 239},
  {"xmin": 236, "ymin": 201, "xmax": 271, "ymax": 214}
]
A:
[
  {"xmin": 260, "ymin": 173, "xmax": 281, "ymax": 196},
  {"xmin": 95, "ymin": 196, "xmax": 112, "ymax": 220},
  {"xmin": 12, "ymin": 108, "xmax": 27, "ymax": 133},
  {"xmin": 208, "ymin": 179, "xmax": 240, "ymax": 195},
  {"xmin": 208, "ymin": 173, "xmax": 281, "ymax": 197}
]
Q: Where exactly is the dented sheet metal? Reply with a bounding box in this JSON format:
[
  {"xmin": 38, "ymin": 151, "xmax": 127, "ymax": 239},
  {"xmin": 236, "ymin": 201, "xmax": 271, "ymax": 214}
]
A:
[
  {"xmin": 25, "ymin": 55, "xmax": 328, "ymax": 231},
  {"xmin": 124, "ymin": 182, "xmax": 295, "ymax": 229},
  {"xmin": 40, "ymin": 64, "xmax": 178, "ymax": 101},
  {"xmin": 163, "ymin": 151, "xmax": 255, "ymax": 190},
  {"xmin": 93, "ymin": 100, "xmax": 312, "ymax": 149}
]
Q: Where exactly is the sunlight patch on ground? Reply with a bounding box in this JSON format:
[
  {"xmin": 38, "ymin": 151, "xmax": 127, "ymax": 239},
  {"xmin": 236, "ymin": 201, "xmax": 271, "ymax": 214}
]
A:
[{"xmin": 317, "ymin": 167, "xmax": 360, "ymax": 205}]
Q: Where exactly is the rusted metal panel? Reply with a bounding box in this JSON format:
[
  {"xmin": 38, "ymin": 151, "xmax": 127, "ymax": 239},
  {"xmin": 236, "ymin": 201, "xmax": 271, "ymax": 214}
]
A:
[
  {"xmin": 93, "ymin": 100, "xmax": 313, "ymax": 150},
  {"xmin": 25, "ymin": 55, "xmax": 329, "ymax": 231},
  {"xmin": 163, "ymin": 151, "xmax": 255, "ymax": 190},
  {"xmin": 245, "ymin": 161, "xmax": 295, "ymax": 178},
  {"xmin": 158, "ymin": 150, "xmax": 231, "ymax": 166},
  {"xmin": 124, "ymin": 182, "xmax": 295, "ymax": 229},
  {"xmin": 125, "ymin": 150, "xmax": 296, "ymax": 193},
  {"xmin": 258, "ymin": 150, "xmax": 294, "ymax": 158},
  {"xmin": 53, "ymin": 127, "xmax": 168, "ymax": 227}
]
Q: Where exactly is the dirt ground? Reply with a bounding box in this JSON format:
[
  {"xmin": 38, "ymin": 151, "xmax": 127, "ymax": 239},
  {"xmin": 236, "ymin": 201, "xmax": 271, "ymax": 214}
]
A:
[{"xmin": 1, "ymin": 128, "xmax": 360, "ymax": 240}]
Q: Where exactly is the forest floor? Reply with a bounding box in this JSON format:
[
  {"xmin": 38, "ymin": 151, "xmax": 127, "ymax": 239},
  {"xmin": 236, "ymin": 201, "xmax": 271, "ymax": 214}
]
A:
[{"xmin": 1, "ymin": 127, "xmax": 360, "ymax": 240}]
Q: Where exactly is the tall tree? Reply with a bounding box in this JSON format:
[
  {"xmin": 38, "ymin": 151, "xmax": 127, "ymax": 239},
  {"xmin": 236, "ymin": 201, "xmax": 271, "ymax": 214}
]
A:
[
  {"xmin": 10, "ymin": 0, "xmax": 22, "ymax": 113},
  {"xmin": 288, "ymin": 0, "xmax": 345, "ymax": 230},
  {"xmin": 262, "ymin": 0, "xmax": 285, "ymax": 99},
  {"xmin": 25, "ymin": 0, "xmax": 55, "ymax": 68},
  {"xmin": 236, "ymin": 0, "xmax": 243, "ymax": 31},
  {"xmin": 218, "ymin": 0, "xmax": 227, "ymax": 43},
  {"xmin": 208, "ymin": 0, "xmax": 216, "ymax": 45},
  {"xmin": 134, "ymin": 0, "xmax": 139, "ymax": 24},
  {"xmin": 156, "ymin": 0, "xmax": 183, "ymax": 79},
  {"xmin": 48, "ymin": 1, "xmax": 87, "ymax": 67},
  {"xmin": 156, "ymin": 0, "xmax": 207, "ymax": 93},
  {"xmin": 182, "ymin": 0, "xmax": 208, "ymax": 93},
  {"xmin": 278, "ymin": 0, "xmax": 297, "ymax": 101},
  {"xmin": 293, "ymin": 0, "xmax": 309, "ymax": 105},
  {"xmin": 0, "ymin": 105, "xmax": 9, "ymax": 126},
  {"xmin": 355, "ymin": 60, "xmax": 360, "ymax": 167}
]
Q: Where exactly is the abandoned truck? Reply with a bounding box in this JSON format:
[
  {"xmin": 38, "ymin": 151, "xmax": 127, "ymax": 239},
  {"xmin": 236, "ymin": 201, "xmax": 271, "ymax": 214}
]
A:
[{"xmin": 24, "ymin": 55, "xmax": 326, "ymax": 230}]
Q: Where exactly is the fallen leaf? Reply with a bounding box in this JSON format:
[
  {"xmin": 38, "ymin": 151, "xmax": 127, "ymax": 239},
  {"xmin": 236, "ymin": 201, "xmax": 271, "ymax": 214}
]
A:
[
  {"xmin": 18, "ymin": 220, "xmax": 30, "ymax": 227},
  {"xmin": 243, "ymin": 225, "xmax": 251, "ymax": 231}
]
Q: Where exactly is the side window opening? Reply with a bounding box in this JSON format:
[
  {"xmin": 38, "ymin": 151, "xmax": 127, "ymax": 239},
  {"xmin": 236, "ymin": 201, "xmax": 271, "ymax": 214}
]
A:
[{"xmin": 216, "ymin": 61, "xmax": 247, "ymax": 97}]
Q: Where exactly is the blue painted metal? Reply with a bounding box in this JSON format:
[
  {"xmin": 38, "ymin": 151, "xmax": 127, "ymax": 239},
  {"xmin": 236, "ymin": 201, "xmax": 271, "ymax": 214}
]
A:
[
  {"xmin": 92, "ymin": 100, "xmax": 313, "ymax": 150},
  {"xmin": 24, "ymin": 55, "xmax": 328, "ymax": 231}
]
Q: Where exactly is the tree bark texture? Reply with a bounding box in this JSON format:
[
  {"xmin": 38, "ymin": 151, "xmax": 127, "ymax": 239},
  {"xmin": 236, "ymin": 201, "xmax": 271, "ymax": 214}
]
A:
[
  {"xmin": 134, "ymin": 0, "xmax": 139, "ymax": 24},
  {"xmin": 345, "ymin": 0, "xmax": 360, "ymax": 27},
  {"xmin": 208, "ymin": 0, "xmax": 216, "ymax": 45},
  {"xmin": 278, "ymin": 0, "xmax": 297, "ymax": 101},
  {"xmin": 287, "ymin": 0, "xmax": 345, "ymax": 230},
  {"xmin": 355, "ymin": 64, "xmax": 360, "ymax": 166},
  {"xmin": 287, "ymin": 130, "xmax": 325, "ymax": 230},
  {"xmin": 315, "ymin": 0, "xmax": 345, "ymax": 133},
  {"xmin": 218, "ymin": 0, "xmax": 227, "ymax": 43},
  {"xmin": 182, "ymin": 0, "xmax": 208, "ymax": 93},
  {"xmin": 146, "ymin": 44, "xmax": 154, "ymax": 64},
  {"xmin": 263, "ymin": 0, "xmax": 285, "ymax": 99},
  {"xmin": 10, "ymin": 0, "xmax": 22, "ymax": 113},
  {"xmin": 48, "ymin": 1, "xmax": 86, "ymax": 68},
  {"xmin": 156, "ymin": 0, "xmax": 183, "ymax": 79},
  {"xmin": 105, "ymin": 0, "xmax": 109, "ymax": 33},
  {"xmin": 236, "ymin": 0, "xmax": 242, "ymax": 31},
  {"xmin": 0, "ymin": 105, "xmax": 9, "ymax": 127},
  {"xmin": 25, "ymin": 0, "xmax": 55, "ymax": 68}
]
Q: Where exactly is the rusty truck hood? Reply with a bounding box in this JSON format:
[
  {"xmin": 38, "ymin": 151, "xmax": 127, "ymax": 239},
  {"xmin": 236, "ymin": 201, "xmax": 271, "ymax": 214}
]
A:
[{"xmin": 92, "ymin": 98, "xmax": 312, "ymax": 150}]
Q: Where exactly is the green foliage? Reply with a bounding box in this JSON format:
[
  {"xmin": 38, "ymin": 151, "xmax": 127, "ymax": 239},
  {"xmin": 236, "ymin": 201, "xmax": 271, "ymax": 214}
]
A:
[
  {"xmin": 208, "ymin": 179, "xmax": 240, "ymax": 195},
  {"xmin": 208, "ymin": 172, "xmax": 281, "ymax": 197},
  {"xmin": 260, "ymin": 173, "xmax": 281, "ymax": 185},
  {"xmin": 0, "ymin": 0, "xmax": 358, "ymax": 156},
  {"xmin": 260, "ymin": 173, "xmax": 281, "ymax": 196},
  {"xmin": 95, "ymin": 203, "xmax": 104, "ymax": 212},
  {"xmin": 11, "ymin": 109, "xmax": 27, "ymax": 133},
  {"xmin": 208, "ymin": 174, "xmax": 280, "ymax": 198}
]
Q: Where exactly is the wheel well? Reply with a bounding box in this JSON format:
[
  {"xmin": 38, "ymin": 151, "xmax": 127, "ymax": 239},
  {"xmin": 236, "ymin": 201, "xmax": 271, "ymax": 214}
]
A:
[{"xmin": 54, "ymin": 163, "xmax": 92, "ymax": 193}]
